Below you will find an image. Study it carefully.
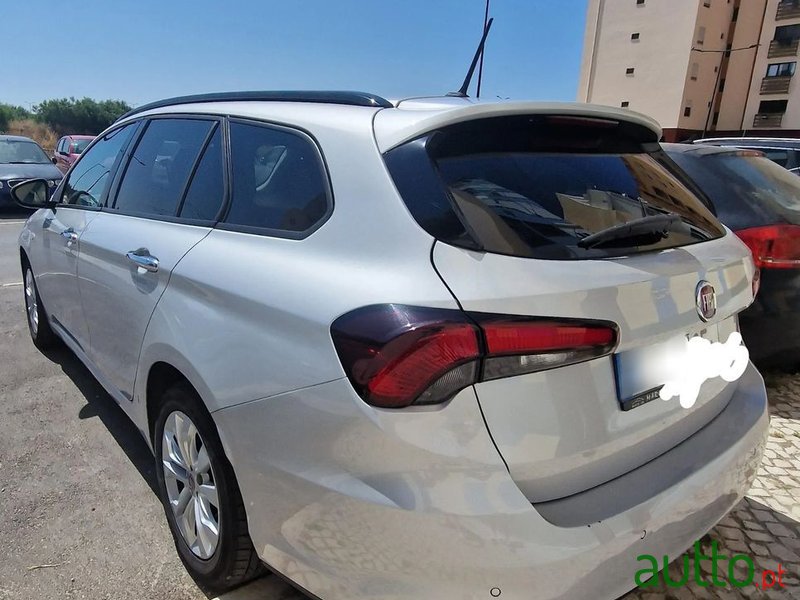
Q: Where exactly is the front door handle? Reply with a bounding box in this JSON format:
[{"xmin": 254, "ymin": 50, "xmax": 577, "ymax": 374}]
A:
[
  {"xmin": 61, "ymin": 229, "xmax": 78, "ymax": 243},
  {"xmin": 126, "ymin": 248, "xmax": 159, "ymax": 273}
]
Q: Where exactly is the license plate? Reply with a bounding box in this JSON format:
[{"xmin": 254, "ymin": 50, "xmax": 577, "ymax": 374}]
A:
[{"xmin": 613, "ymin": 327, "xmax": 720, "ymax": 411}]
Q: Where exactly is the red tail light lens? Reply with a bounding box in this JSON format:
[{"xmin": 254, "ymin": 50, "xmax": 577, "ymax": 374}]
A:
[
  {"xmin": 331, "ymin": 305, "xmax": 481, "ymax": 408},
  {"xmin": 476, "ymin": 317, "xmax": 617, "ymax": 381},
  {"xmin": 331, "ymin": 305, "xmax": 618, "ymax": 408},
  {"xmin": 735, "ymin": 225, "xmax": 800, "ymax": 269}
]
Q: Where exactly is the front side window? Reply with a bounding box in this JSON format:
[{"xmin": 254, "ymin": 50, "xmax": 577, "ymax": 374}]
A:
[
  {"xmin": 224, "ymin": 121, "xmax": 330, "ymax": 234},
  {"xmin": 113, "ymin": 118, "xmax": 214, "ymax": 217},
  {"xmin": 61, "ymin": 124, "xmax": 135, "ymax": 207},
  {"xmin": 766, "ymin": 62, "xmax": 796, "ymax": 77}
]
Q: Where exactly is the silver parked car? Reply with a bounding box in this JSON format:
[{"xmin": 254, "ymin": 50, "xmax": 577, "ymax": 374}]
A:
[{"xmin": 11, "ymin": 92, "xmax": 768, "ymax": 599}]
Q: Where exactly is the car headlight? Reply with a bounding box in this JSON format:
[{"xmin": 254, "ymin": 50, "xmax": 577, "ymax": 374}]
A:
[
  {"xmin": 49, "ymin": 180, "xmax": 59, "ymax": 188},
  {"xmin": 0, "ymin": 181, "xmax": 4, "ymax": 189}
]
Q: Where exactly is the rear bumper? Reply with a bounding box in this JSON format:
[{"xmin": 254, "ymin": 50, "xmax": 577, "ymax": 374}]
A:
[
  {"xmin": 740, "ymin": 268, "xmax": 800, "ymax": 368},
  {"xmin": 214, "ymin": 362, "xmax": 768, "ymax": 600}
]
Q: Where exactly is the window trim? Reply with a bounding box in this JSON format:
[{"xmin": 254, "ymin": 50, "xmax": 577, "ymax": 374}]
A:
[
  {"xmin": 54, "ymin": 120, "xmax": 142, "ymax": 213},
  {"xmin": 105, "ymin": 113, "xmax": 225, "ymax": 226},
  {"xmin": 213, "ymin": 116, "xmax": 334, "ymax": 241}
]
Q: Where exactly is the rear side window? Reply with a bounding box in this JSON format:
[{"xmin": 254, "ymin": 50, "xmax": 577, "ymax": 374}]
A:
[
  {"xmin": 61, "ymin": 123, "xmax": 135, "ymax": 207},
  {"xmin": 178, "ymin": 127, "xmax": 224, "ymax": 221},
  {"xmin": 113, "ymin": 118, "xmax": 214, "ymax": 217},
  {"xmin": 225, "ymin": 121, "xmax": 329, "ymax": 234},
  {"xmin": 384, "ymin": 116, "xmax": 725, "ymax": 260}
]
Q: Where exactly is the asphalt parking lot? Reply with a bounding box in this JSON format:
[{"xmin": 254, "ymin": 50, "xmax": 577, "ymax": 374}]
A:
[{"xmin": 0, "ymin": 210, "xmax": 798, "ymax": 600}]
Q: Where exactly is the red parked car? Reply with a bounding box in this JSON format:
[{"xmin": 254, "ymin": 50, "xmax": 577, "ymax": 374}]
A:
[{"xmin": 52, "ymin": 134, "xmax": 94, "ymax": 173}]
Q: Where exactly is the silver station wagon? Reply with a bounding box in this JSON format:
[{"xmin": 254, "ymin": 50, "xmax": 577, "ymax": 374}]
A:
[{"xmin": 12, "ymin": 91, "xmax": 768, "ymax": 599}]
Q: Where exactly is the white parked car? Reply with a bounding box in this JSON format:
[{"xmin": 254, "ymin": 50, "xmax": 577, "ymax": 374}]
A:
[{"xmin": 11, "ymin": 91, "xmax": 768, "ymax": 599}]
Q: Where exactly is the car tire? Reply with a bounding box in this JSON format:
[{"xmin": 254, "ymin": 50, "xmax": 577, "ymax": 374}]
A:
[
  {"xmin": 154, "ymin": 383, "xmax": 264, "ymax": 592},
  {"xmin": 23, "ymin": 263, "xmax": 58, "ymax": 351}
]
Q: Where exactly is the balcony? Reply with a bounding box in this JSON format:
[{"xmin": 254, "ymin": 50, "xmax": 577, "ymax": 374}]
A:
[
  {"xmin": 769, "ymin": 38, "xmax": 800, "ymax": 58},
  {"xmin": 753, "ymin": 113, "xmax": 784, "ymax": 127},
  {"xmin": 776, "ymin": 1, "xmax": 800, "ymax": 20},
  {"xmin": 761, "ymin": 75, "xmax": 793, "ymax": 94}
]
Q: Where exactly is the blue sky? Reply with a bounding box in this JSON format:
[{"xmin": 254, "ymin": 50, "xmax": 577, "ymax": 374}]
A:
[{"xmin": 2, "ymin": 0, "xmax": 587, "ymax": 108}]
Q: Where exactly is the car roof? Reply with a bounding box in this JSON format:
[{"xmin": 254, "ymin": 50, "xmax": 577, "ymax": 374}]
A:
[
  {"xmin": 117, "ymin": 91, "xmax": 663, "ymax": 153},
  {"xmin": 0, "ymin": 134, "xmax": 36, "ymax": 143},
  {"xmin": 694, "ymin": 137, "xmax": 800, "ymax": 149},
  {"xmin": 662, "ymin": 142, "xmax": 756, "ymax": 157},
  {"xmin": 64, "ymin": 134, "xmax": 94, "ymax": 140}
]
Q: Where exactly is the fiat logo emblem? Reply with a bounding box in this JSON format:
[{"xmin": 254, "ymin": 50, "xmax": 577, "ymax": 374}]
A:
[{"xmin": 696, "ymin": 281, "xmax": 716, "ymax": 322}]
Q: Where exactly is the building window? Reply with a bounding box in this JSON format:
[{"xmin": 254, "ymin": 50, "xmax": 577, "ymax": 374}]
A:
[
  {"xmin": 703, "ymin": 0, "xmax": 711, "ymax": 6},
  {"xmin": 626, "ymin": 67, "xmax": 635, "ymax": 75},
  {"xmin": 697, "ymin": 26, "xmax": 706, "ymax": 45},
  {"xmin": 719, "ymin": 78, "xmax": 726, "ymax": 91},
  {"xmin": 775, "ymin": 24, "xmax": 800, "ymax": 43},
  {"xmin": 621, "ymin": 101, "xmax": 630, "ymax": 108},
  {"xmin": 636, "ymin": 0, "xmax": 645, "ymax": 5},
  {"xmin": 690, "ymin": 62, "xmax": 699, "ymax": 80},
  {"xmin": 766, "ymin": 61, "xmax": 797, "ymax": 77},
  {"xmin": 758, "ymin": 99, "xmax": 788, "ymax": 113},
  {"xmin": 631, "ymin": 32, "xmax": 640, "ymax": 40},
  {"xmin": 684, "ymin": 106, "xmax": 692, "ymax": 117}
]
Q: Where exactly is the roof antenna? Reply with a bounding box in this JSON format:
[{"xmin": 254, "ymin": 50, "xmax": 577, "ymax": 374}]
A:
[{"xmin": 447, "ymin": 14, "xmax": 494, "ymax": 98}]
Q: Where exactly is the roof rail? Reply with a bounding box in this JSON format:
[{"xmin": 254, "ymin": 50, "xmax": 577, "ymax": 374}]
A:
[{"xmin": 118, "ymin": 90, "xmax": 394, "ymax": 120}]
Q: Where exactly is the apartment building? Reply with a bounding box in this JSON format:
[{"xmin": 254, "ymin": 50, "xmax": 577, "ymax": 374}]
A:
[{"xmin": 578, "ymin": 0, "xmax": 800, "ymax": 141}]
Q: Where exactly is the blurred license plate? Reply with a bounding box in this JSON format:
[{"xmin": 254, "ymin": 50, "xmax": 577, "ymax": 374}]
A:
[{"xmin": 613, "ymin": 327, "xmax": 720, "ymax": 411}]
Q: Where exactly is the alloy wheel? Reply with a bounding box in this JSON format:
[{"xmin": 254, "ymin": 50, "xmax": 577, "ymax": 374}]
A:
[
  {"xmin": 24, "ymin": 269, "xmax": 39, "ymax": 337},
  {"xmin": 161, "ymin": 410, "xmax": 220, "ymax": 559}
]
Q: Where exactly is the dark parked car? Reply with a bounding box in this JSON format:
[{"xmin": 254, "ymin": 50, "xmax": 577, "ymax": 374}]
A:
[
  {"xmin": 694, "ymin": 137, "xmax": 800, "ymax": 174},
  {"xmin": 0, "ymin": 135, "xmax": 62, "ymax": 209},
  {"xmin": 665, "ymin": 143, "xmax": 800, "ymax": 368},
  {"xmin": 53, "ymin": 134, "xmax": 94, "ymax": 173}
]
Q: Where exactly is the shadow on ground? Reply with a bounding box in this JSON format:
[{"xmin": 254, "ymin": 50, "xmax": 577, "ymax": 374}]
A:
[{"xmin": 38, "ymin": 343, "xmax": 296, "ymax": 599}]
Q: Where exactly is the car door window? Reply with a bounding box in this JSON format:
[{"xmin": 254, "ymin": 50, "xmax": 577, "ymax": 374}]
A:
[
  {"xmin": 225, "ymin": 121, "xmax": 330, "ymax": 234},
  {"xmin": 178, "ymin": 126, "xmax": 224, "ymax": 221},
  {"xmin": 60, "ymin": 124, "xmax": 136, "ymax": 207},
  {"xmin": 113, "ymin": 118, "xmax": 214, "ymax": 217}
]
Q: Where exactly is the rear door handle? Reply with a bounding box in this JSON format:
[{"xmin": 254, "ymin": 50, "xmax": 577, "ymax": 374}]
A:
[
  {"xmin": 61, "ymin": 229, "xmax": 78, "ymax": 243},
  {"xmin": 126, "ymin": 248, "xmax": 159, "ymax": 273}
]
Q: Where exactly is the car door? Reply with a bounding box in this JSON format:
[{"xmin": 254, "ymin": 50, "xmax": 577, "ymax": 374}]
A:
[
  {"xmin": 77, "ymin": 117, "xmax": 223, "ymax": 401},
  {"xmin": 31, "ymin": 124, "xmax": 137, "ymax": 351}
]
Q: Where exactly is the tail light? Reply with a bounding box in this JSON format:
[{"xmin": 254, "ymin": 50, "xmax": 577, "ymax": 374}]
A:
[
  {"xmin": 735, "ymin": 225, "xmax": 800, "ymax": 269},
  {"xmin": 331, "ymin": 304, "xmax": 617, "ymax": 408}
]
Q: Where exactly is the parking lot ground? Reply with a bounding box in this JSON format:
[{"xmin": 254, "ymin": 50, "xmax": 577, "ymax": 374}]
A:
[{"xmin": 0, "ymin": 214, "xmax": 798, "ymax": 600}]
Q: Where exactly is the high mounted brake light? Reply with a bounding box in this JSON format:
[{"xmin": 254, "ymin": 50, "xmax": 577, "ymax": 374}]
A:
[{"xmin": 331, "ymin": 305, "xmax": 618, "ymax": 408}]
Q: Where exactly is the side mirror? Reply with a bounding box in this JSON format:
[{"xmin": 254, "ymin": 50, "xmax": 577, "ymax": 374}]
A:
[
  {"xmin": 11, "ymin": 179, "xmax": 56, "ymax": 210},
  {"xmin": 51, "ymin": 156, "xmax": 58, "ymax": 164}
]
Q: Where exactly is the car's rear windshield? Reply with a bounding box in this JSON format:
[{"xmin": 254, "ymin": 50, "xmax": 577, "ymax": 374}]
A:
[
  {"xmin": 669, "ymin": 151, "xmax": 800, "ymax": 226},
  {"xmin": 384, "ymin": 115, "xmax": 725, "ymax": 260}
]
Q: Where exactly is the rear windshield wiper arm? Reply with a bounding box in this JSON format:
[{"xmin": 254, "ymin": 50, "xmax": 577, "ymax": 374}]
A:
[{"xmin": 577, "ymin": 214, "xmax": 686, "ymax": 249}]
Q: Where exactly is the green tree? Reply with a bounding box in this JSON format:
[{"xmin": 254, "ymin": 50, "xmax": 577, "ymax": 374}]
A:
[
  {"xmin": 33, "ymin": 97, "xmax": 131, "ymax": 135},
  {"xmin": 0, "ymin": 103, "xmax": 31, "ymax": 132}
]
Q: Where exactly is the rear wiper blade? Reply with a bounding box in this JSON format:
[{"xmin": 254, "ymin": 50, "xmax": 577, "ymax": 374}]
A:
[{"xmin": 577, "ymin": 214, "xmax": 686, "ymax": 249}]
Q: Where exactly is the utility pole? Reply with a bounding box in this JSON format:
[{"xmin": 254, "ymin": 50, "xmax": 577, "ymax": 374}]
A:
[{"xmin": 691, "ymin": 43, "xmax": 758, "ymax": 138}]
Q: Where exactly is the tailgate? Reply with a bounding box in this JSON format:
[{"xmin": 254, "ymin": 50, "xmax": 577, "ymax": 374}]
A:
[{"xmin": 433, "ymin": 234, "xmax": 755, "ymax": 502}]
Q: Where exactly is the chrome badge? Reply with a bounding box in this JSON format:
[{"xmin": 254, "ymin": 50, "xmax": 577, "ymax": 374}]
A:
[{"xmin": 695, "ymin": 281, "xmax": 716, "ymax": 322}]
